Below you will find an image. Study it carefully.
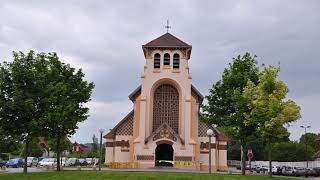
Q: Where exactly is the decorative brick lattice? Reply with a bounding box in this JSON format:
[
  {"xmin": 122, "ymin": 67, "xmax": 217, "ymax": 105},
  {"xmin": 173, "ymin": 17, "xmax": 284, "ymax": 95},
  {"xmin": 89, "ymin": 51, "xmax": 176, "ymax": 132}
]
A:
[
  {"xmin": 153, "ymin": 84, "xmax": 179, "ymax": 133},
  {"xmin": 174, "ymin": 156, "xmax": 193, "ymax": 161},
  {"xmin": 136, "ymin": 155, "xmax": 154, "ymax": 161},
  {"xmin": 153, "ymin": 127, "xmax": 177, "ymax": 142},
  {"xmin": 198, "ymin": 120, "xmax": 210, "ymax": 137},
  {"xmin": 116, "ymin": 112, "xmax": 134, "ymax": 136}
]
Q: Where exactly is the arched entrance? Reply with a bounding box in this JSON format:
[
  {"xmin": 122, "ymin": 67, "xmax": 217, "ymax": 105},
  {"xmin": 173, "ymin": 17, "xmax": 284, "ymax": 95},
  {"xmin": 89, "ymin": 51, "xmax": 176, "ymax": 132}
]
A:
[{"xmin": 155, "ymin": 143, "xmax": 174, "ymax": 167}]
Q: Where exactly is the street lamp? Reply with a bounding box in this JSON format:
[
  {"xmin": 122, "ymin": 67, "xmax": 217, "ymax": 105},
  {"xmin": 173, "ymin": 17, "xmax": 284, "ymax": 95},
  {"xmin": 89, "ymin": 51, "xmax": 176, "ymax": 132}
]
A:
[
  {"xmin": 206, "ymin": 129, "xmax": 214, "ymax": 174},
  {"xmin": 300, "ymin": 125, "xmax": 311, "ymax": 168},
  {"xmin": 99, "ymin": 128, "xmax": 105, "ymax": 171}
]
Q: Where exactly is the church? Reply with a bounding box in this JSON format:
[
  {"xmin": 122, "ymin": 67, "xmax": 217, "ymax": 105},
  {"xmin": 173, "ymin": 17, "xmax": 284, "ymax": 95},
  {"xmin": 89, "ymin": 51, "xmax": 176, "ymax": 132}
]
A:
[{"xmin": 104, "ymin": 32, "xmax": 228, "ymax": 171}]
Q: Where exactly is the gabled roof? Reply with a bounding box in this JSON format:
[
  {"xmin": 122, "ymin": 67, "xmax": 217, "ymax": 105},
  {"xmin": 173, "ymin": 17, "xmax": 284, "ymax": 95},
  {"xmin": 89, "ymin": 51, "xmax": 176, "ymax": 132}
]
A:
[
  {"xmin": 104, "ymin": 110, "xmax": 134, "ymax": 139},
  {"xmin": 144, "ymin": 122, "xmax": 185, "ymax": 144},
  {"xmin": 128, "ymin": 84, "xmax": 203, "ymax": 103},
  {"xmin": 142, "ymin": 33, "xmax": 191, "ymax": 48}
]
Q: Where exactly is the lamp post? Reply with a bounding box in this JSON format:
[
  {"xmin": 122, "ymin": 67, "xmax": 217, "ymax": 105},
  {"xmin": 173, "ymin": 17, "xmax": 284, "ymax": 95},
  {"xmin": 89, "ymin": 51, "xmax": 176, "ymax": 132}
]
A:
[
  {"xmin": 300, "ymin": 125, "xmax": 311, "ymax": 168},
  {"xmin": 99, "ymin": 129, "xmax": 104, "ymax": 171},
  {"xmin": 206, "ymin": 129, "xmax": 214, "ymax": 174}
]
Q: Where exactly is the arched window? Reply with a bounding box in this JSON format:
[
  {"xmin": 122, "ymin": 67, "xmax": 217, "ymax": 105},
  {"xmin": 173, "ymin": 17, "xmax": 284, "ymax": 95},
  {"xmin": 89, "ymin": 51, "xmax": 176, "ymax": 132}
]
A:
[
  {"xmin": 173, "ymin": 54, "xmax": 180, "ymax": 69},
  {"xmin": 154, "ymin": 53, "xmax": 160, "ymax": 69},
  {"xmin": 163, "ymin": 53, "xmax": 170, "ymax": 66},
  {"xmin": 153, "ymin": 84, "xmax": 179, "ymax": 133}
]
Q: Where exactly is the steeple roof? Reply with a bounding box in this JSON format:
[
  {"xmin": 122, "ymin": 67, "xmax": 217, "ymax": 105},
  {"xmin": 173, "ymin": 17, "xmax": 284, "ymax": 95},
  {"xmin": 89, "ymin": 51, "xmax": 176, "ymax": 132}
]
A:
[{"xmin": 143, "ymin": 33, "xmax": 191, "ymax": 48}]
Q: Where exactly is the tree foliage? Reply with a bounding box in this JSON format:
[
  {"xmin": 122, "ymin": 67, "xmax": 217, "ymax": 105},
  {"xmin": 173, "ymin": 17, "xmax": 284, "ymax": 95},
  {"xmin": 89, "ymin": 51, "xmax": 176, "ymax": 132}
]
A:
[
  {"xmin": 272, "ymin": 141, "xmax": 315, "ymax": 162},
  {"xmin": 243, "ymin": 66, "xmax": 301, "ymax": 176},
  {"xmin": 41, "ymin": 52, "xmax": 94, "ymax": 171},
  {"xmin": 300, "ymin": 133, "xmax": 319, "ymax": 151},
  {"xmin": 0, "ymin": 50, "xmax": 94, "ymax": 172},
  {"xmin": 0, "ymin": 51, "xmax": 49, "ymax": 172},
  {"xmin": 202, "ymin": 52, "xmax": 259, "ymax": 175}
]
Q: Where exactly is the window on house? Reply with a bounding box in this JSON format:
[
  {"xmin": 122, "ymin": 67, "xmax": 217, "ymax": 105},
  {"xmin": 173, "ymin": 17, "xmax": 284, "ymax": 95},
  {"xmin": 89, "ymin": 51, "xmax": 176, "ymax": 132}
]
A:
[
  {"xmin": 154, "ymin": 53, "xmax": 160, "ymax": 68},
  {"xmin": 164, "ymin": 53, "xmax": 170, "ymax": 66},
  {"xmin": 173, "ymin": 53, "xmax": 180, "ymax": 69}
]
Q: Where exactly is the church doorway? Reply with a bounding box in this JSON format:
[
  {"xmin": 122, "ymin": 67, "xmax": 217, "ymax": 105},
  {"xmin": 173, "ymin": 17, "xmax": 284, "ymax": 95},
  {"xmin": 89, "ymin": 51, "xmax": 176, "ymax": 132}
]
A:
[{"xmin": 155, "ymin": 143, "xmax": 174, "ymax": 167}]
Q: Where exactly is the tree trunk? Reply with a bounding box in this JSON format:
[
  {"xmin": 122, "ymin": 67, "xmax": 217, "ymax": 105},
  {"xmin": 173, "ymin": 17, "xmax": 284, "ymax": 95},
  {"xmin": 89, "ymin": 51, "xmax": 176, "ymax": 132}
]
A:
[
  {"xmin": 241, "ymin": 144, "xmax": 246, "ymax": 175},
  {"xmin": 56, "ymin": 134, "xmax": 61, "ymax": 171},
  {"xmin": 23, "ymin": 138, "xmax": 29, "ymax": 174},
  {"xmin": 268, "ymin": 136, "xmax": 272, "ymax": 177}
]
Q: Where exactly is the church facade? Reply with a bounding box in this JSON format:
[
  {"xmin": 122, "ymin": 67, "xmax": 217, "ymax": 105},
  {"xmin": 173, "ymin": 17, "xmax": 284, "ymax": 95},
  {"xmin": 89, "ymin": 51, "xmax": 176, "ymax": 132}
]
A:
[{"xmin": 104, "ymin": 33, "xmax": 228, "ymax": 171}]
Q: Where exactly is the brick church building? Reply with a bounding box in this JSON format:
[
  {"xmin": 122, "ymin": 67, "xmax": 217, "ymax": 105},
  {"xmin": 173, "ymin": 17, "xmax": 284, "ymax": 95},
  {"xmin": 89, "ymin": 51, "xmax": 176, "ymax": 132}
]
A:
[{"xmin": 104, "ymin": 32, "xmax": 228, "ymax": 171}]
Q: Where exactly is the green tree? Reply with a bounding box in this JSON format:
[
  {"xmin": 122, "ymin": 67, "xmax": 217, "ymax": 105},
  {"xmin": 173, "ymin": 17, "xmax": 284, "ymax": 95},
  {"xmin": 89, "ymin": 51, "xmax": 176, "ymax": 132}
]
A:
[
  {"xmin": 0, "ymin": 51, "xmax": 48, "ymax": 173},
  {"xmin": 19, "ymin": 138, "xmax": 43, "ymax": 157},
  {"xmin": 0, "ymin": 128, "xmax": 21, "ymax": 156},
  {"xmin": 272, "ymin": 141, "xmax": 314, "ymax": 162},
  {"xmin": 300, "ymin": 133, "xmax": 319, "ymax": 151},
  {"xmin": 202, "ymin": 53, "xmax": 259, "ymax": 175},
  {"xmin": 43, "ymin": 53, "xmax": 94, "ymax": 171},
  {"xmin": 243, "ymin": 66, "xmax": 301, "ymax": 177},
  {"xmin": 92, "ymin": 134, "xmax": 98, "ymax": 153}
]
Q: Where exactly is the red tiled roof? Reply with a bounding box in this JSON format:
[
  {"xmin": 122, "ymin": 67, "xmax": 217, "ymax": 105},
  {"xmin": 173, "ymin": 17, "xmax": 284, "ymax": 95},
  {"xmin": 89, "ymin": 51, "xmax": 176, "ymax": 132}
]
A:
[{"xmin": 143, "ymin": 33, "xmax": 191, "ymax": 48}]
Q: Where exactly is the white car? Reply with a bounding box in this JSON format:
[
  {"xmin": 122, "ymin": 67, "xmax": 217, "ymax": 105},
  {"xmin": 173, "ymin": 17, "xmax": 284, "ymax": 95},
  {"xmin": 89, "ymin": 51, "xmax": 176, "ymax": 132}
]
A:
[
  {"xmin": 39, "ymin": 158, "xmax": 57, "ymax": 167},
  {"xmin": 27, "ymin": 157, "xmax": 38, "ymax": 167}
]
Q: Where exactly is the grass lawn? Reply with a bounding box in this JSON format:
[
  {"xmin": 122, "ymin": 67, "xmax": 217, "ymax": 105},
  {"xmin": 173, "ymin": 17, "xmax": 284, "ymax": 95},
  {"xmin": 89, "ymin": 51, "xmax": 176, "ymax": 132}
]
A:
[{"xmin": 0, "ymin": 171, "xmax": 294, "ymax": 180}]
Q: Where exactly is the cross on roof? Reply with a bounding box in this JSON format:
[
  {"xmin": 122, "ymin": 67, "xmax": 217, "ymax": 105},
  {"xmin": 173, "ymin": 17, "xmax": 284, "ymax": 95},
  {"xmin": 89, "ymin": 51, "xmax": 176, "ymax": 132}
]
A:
[{"xmin": 165, "ymin": 20, "xmax": 171, "ymax": 33}]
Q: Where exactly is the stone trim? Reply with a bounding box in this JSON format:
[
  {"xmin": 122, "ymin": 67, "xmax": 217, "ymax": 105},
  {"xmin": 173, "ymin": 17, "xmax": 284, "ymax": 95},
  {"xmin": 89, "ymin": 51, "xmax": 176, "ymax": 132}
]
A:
[
  {"xmin": 105, "ymin": 140, "xmax": 130, "ymax": 148},
  {"xmin": 136, "ymin": 155, "xmax": 154, "ymax": 161},
  {"xmin": 200, "ymin": 142, "xmax": 227, "ymax": 150},
  {"xmin": 174, "ymin": 156, "xmax": 193, "ymax": 161}
]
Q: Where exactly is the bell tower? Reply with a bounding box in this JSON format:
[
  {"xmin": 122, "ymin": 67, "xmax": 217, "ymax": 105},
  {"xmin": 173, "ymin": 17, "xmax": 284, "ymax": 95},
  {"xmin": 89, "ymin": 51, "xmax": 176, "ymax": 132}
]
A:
[{"xmin": 138, "ymin": 32, "xmax": 193, "ymax": 145}]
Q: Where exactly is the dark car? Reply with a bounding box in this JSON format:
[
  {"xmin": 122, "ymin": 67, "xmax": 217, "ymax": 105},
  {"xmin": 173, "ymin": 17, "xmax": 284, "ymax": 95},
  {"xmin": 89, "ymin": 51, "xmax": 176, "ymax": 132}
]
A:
[
  {"xmin": 304, "ymin": 168, "xmax": 318, "ymax": 177},
  {"xmin": 78, "ymin": 159, "xmax": 88, "ymax": 166},
  {"xmin": 6, "ymin": 158, "xmax": 24, "ymax": 168},
  {"xmin": 0, "ymin": 159, "xmax": 7, "ymax": 168},
  {"xmin": 313, "ymin": 167, "xmax": 320, "ymax": 177}
]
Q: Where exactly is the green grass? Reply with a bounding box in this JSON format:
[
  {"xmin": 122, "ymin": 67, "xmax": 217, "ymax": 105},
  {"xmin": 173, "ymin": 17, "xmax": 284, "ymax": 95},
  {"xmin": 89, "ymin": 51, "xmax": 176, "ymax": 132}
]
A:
[{"xmin": 0, "ymin": 171, "xmax": 295, "ymax": 180}]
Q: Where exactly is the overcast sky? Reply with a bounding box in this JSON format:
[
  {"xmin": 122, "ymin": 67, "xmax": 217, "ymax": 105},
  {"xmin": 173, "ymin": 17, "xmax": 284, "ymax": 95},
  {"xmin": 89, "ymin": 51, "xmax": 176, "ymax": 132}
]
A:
[{"xmin": 0, "ymin": 1, "xmax": 319, "ymax": 143}]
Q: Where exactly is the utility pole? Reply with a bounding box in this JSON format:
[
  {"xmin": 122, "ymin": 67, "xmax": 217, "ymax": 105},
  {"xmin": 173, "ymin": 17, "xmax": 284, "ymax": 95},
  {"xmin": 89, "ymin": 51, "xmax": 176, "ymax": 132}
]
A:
[{"xmin": 300, "ymin": 125, "xmax": 311, "ymax": 168}]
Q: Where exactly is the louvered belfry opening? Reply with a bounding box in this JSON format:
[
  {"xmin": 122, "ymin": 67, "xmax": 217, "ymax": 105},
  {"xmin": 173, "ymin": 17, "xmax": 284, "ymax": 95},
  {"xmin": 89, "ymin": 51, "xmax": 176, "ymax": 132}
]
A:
[{"xmin": 153, "ymin": 84, "xmax": 179, "ymax": 133}]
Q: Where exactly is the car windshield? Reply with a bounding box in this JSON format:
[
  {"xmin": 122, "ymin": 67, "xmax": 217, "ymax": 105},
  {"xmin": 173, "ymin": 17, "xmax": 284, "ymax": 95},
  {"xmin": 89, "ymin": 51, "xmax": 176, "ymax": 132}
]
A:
[
  {"xmin": 47, "ymin": 159, "xmax": 55, "ymax": 162},
  {"xmin": 9, "ymin": 159, "xmax": 20, "ymax": 163},
  {"xmin": 68, "ymin": 158, "xmax": 76, "ymax": 162}
]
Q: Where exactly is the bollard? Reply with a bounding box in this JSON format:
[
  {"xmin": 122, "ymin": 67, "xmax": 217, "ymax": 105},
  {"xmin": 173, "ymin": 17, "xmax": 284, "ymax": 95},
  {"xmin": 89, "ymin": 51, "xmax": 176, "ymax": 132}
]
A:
[
  {"xmin": 77, "ymin": 166, "xmax": 81, "ymax": 171},
  {"xmin": 93, "ymin": 165, "xmax": 97, "ymax": 171},
  {"xmin": 1, "ymin": 166, "xmax": 6, "ymax": 171}
]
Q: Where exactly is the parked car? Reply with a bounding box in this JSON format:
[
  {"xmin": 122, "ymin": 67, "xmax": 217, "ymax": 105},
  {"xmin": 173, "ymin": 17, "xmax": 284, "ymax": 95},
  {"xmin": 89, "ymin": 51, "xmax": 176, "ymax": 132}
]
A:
[
  {"xmin": 282, "ymin": 166, "xmax": 294, "ymax": 176},
  {"xmin": 313, "ymin": 167, "xmax": 320, "ymax": 177},
  {"xmin": 306, "ymin": 168, "xmax": 318, "ymax": 177},
  {"xmin": 6, "ymin": 158, "xmax": 24, "ymax": 168},
  {"xmin": 39, "ymin": 158, "xmax": 57, "ymax": 167},
  {"xmin": 27, "ymin": 157, "xmax": 38, "ymax": 167},
  {"xmin": 0, "ymin": 159, "xmax": 7, "ymax": 168},
  {"xmin": 292, "ymin": 167, "xmax": 307, "ymax": 177},
  {"xmin": 66, "ymin": 158, "xmax": 79, "ymax": 166},
  {"xmin": 78, "ymin": 159, "xmax": 88, "ymax": 166},
  {"xmin": 272, "ymin": 166, "xmax": 282, "ymax": 175},
  {"xmin": 60, "ymin": 157, "xmax": 68, "ymax": 167},
  {"xmin": 86, "ymin": 158, "xmax": 93, "ymax": 165}
]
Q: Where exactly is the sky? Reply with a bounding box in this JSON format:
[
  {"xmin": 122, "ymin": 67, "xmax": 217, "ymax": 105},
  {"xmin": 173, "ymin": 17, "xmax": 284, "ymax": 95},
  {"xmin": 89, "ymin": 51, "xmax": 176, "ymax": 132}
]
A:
[{"xmin": 0, "ymin": 0, "xmax": 319, "ymax": 143}]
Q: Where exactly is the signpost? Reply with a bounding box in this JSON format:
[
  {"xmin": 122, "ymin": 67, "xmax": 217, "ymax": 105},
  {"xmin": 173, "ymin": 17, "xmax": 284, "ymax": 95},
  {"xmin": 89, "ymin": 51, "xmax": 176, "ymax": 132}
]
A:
[{"xmin": 247, "ymin": 149, "xmax": 253, "ymax": 172}]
